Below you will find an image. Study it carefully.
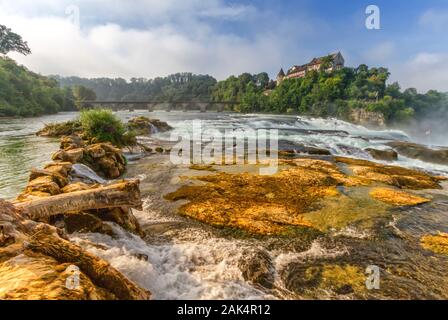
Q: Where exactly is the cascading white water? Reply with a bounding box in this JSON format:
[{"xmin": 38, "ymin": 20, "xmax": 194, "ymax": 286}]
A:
[{"xmin": 71, "ymin": 163, "xmax": 107, "ymax": 184}]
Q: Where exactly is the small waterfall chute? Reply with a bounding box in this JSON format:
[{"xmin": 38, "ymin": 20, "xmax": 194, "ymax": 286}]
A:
[{"xmin": 71, "ymin": 163, "xmax": 107, "ymax": 184}]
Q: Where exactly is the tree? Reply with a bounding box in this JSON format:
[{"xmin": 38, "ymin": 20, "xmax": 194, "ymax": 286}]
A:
[
  {"xmin": 72, "ymin": 85, "xmax": 97, "ymax": 109},
  {"xmin": 0, "ymin": 25, "xmax": 31, "ymax": 56}
]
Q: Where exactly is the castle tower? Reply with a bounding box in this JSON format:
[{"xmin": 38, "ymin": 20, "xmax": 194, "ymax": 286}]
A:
[{"xmin": 276, "ymin": 68, "xmax": 285, "ymax": 84}]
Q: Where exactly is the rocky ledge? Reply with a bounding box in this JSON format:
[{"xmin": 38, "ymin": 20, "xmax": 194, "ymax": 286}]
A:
[
  {"xmin": 166, "ymin": 157, "xmax": 445, "ymax": 235},
  {"xmin": 0, "ymin": 117, "xmax": 175, "ymax": 300}
]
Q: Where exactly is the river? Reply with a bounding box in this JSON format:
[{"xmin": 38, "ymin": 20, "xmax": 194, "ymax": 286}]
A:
[{"xmin": 1, "ymin": 111, "xmax": 447, "ymax": 299}]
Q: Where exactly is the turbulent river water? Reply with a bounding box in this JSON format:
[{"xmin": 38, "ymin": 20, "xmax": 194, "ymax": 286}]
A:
[{"xmin": 1, "ymin": 111, "xmax": 447, "ymax": 299}]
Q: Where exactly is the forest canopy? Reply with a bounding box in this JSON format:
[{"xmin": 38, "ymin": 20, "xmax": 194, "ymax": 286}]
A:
[
  {"xmin": 53, "ymin": 73, "xmax": 217, "ymax": 102},
  {"xmin": 210, "ymin": 66, "xmax": 448, "ymax": 125}
]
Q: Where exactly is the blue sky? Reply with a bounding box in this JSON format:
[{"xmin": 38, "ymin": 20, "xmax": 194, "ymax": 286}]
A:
[{"xmin": 1, "ymin": 0, "xmax": 447, "ymax": 92}]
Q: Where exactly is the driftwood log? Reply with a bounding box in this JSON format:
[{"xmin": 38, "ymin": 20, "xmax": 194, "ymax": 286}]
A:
[{"xmin": 15, "ymin": 180, "xmax": 142, "ymax": 220}]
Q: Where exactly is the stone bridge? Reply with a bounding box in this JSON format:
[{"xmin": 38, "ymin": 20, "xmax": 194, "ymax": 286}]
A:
[{"xmin": 80, "ymin": 100, "xmax": 239, "ymax": 112}]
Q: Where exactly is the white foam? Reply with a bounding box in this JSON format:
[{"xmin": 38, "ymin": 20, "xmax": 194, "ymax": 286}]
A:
[
  {"xmin": 70, "ymin": 224, "xmax": 275, "ymax": 300},
  {"xmin": 273, "ymin": 239, "xmax": 349, "ymax": 271}
]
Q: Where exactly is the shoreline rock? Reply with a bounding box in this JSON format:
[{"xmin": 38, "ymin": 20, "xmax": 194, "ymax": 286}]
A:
[
  {"xmin": 387, "ymin": 141, "xmax": 448, "ymax": 166},
  {"xmin": 0, "ymin": 200, "xmax": 150, "ymax": 300},
  {"xmin": 165, "ymin": 157, "xmax": 444, "ymax": 235}
]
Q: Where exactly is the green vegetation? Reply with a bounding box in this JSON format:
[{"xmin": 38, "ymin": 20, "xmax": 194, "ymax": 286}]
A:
[
  {"xmin": 0, "ymin": 25, "xmax": 76, "ymax": 117},
  {"xmin": 0, "ymin": 57, "xmax": 76, "ymax": 117},
  {"xmin": 211, "ymin": 66, "xmax": 448, "ymax": 124},
  {"xmin": 79, "ymin": 109, "xmax": 130, "ymax": 146},
  {"xmin": 72, "ymin": 85, "xmax": 97, "ymax": 109},
  {"xmin": 1, "ymin": 21, "xmax": 446, "ymax": 125},
  {"xmin": 36, "ymin": 120, "xmax": 82, "ymax": 137},
  {"xmin": 0, "ymin": 24, "xmax": 31, "ymax": 56},
  {"xmin": 53, "ymin": 73, "xmax": 217, "ymax": 102}
]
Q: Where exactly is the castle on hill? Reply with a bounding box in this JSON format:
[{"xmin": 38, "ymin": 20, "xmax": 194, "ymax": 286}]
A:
[{"xmin": 277, "ymin": 52, "xmax": 345, "ymax": 84}]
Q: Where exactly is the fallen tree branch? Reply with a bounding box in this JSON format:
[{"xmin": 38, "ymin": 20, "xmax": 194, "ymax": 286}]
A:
[{"xmin": 15, "ymin": 180, "xmax": 142, "ymax": 220}]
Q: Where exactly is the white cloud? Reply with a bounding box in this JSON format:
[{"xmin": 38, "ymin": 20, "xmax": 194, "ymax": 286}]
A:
[
  {"xmin": 419, "ymin": 9, "xmax": 448, "ymax": 31},
  {"xmin": 0, "ymin": 2, "xmax": 288, "ymax": 80},
  {"xmin": 363, "ymin": 41, "xmax": 396, "ymax": 64},
  {"xmin": 390, "ymin": 53, "xmax": 448, "ymax": 93}
]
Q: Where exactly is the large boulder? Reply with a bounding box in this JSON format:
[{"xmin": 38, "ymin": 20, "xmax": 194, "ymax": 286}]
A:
[
  {"xmin": 96, "ymin": 207, "xmax": 144, "ymax": 237},
  {"xmin": 29, "ymin": 168, "xmax": 69, "ymax": 188},
  {"xmin": 387, "ymin": 141, "xmax": 448, "ymax": 166},
  {"xmin": 278, "ymin": 140, "xmax": 331, "ymax": 157},
  {"xmin": 44, "ymin": 162, "xmax": 73, "ymax": 177},
  {"xmin": 52, "ymin": 148, "xmax": 84, "ymax": 163},
  {"xmin": 60, "ymin": 135, "xmax": 85, "ymax": 150},
  {"xmin": 365, "ymin": 148, "xmax": 398, "ymax": 161},
  {"xmin": 350, "ymin": 108, "xmax": 386, "ymax": 128},
  {"xmin": 0, "ymin": 200, "xmax": 150, "ymax": 300},
  {"xmin": 238, "ymin": 249, "xmax": 275, "ymax": 289},
  {"xmin": 62, "ymin": 212, "xmax": 114, "ymax": 235},
  {"xmin": 127, "ymin": 116, "xmax": 172, "ymax": 135}
]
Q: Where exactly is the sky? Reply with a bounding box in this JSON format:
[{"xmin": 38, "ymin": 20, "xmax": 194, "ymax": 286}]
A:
[{"xmin": 1, "ymin": 0, "xmax": 447, "ymax": 92}]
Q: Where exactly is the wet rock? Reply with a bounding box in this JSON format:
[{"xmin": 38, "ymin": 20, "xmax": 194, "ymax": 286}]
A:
[
  {"xmin": 63, "ymin": 212, "xmax": 114, "ymax": 235},
  {"xmin": 62, "ymin": 182, "xmax": 96, "ymax": 193},
  {"xmin": 189, "ymin": 164, "xmax": 217, "ymax": 171},
  {"xmin": 282, "ymin": 262, "xmax": 366, "ymax": 296},
  {"xmin": 128, "ymin": 116, "xmax": 172, "ymax": 135},
  {"xmin": 29, "ymin": 168, "xmax": 69, "ymax": 188},
  {"xmin": 365, "ymin": 148, "xmax": 398, "ymax": 161},
  {"xmin": 369, "ymin": 187, "xmax": 430, "ymax": 206},
  {"xmin": 278, "ymin": 140, "xmax": 331, "ymax": 156},
  {"xmin": 387, "ymin": 141, "xmax": 448, "ymax": 166},
  {"xmin": 85, "ymin": 144, "xmax": 106, "ymax": 159},
  {"xmin": 97, "ymin": 157, "xmax": 121, "ymax": 179},
  {"xmin": 0, "ymin": 199, "xmax": 150, "ymax": 300},
  {"xmin": 350, "ymin": 108, "xmax": 385, "ymax": 128},
  {"xmin": 166, "ymin": 157, "xmax": 444, "ymax": 235},
  {"xmin": 81, "ymin": 143, "xmax": 126, "ymax": 179},
  {"xmin": 133, "ymin": 253, "xmax": 149, "ymax": 261},
  {"xmin": 421, "ymin": 233, "xmax": 448, "ymax": 255},
  {"xmin": 52, "ymin": 148, "xmax": 84, "ymax": 163},
  {"xmin": 96, "ymin": 207, "xmax": 144, "ymax": 237},
  {"xmin": 335, "ymin": 157, "xmax": 444, "ymax": 190},
  {"xmin": 165, "ymin": 159, "xmax": 347, "ymax": 235},
  {"xmin": 155, "ymin": 147, "xmax": 164, "ymax": 153},
  {"xmin": 238, "ymin": 249, "xmax": 275, "ymax": 289},
  {"xmin": 15, "ymin": 191, "xmax": 52, "ymax": 202},
  {"xmin": 60, "ymin": 135, "xmax": 85, "ymax": 150},
  {"xmin": 24, "ymin": 176, "xmax": 61, "ymax": 196},
  {"xmin": 44, "ymin": 162, "xmax": 73, "ymax": 177}
]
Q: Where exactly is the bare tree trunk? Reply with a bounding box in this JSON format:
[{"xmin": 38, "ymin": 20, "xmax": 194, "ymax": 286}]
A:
[{"xmin": 15, "ymin": 180, "xmax": 142, "ymax": 220}]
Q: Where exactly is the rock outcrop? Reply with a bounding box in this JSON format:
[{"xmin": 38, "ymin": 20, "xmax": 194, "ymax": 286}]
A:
[
  {"xmin": 350, "ymin": 108, "xmax": 386, "ymax": 128},
  {"xmin": 0, "ymin": 200, "xmax": 150, "ymax": 300},
  {"xmin": 387, "ymin": 141, "xmax": 448, "ymax": 166},
  {"xmin": 420, "ymin": 233, "xmax": 448, "ymax": 255},
  {"xmin": 238, "ymin": 250, "xmax": 275, "ymax": 289},
  {"xmin": 50, "ymin": 135, "xmax": 127, "ymax": 179},
  {"xmin": 365, "ymin": 148, "xmax": 398, "ymax": 161},
  {"xmin": 128, "ymin": 116, "xmax": 172, "ymax": 135},
  {"xmin": 165, "ymin": 157, "xmax": 444, "ymax": 235}
]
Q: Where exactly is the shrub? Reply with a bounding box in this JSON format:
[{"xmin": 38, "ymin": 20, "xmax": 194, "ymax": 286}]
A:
[
  {"xmin": 36, "ymin": 120, "xmax": 82, "ymax": 137},
  {"xmin": 79, "ymin": 109, "xmax": 126, "ymax": 146}
]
